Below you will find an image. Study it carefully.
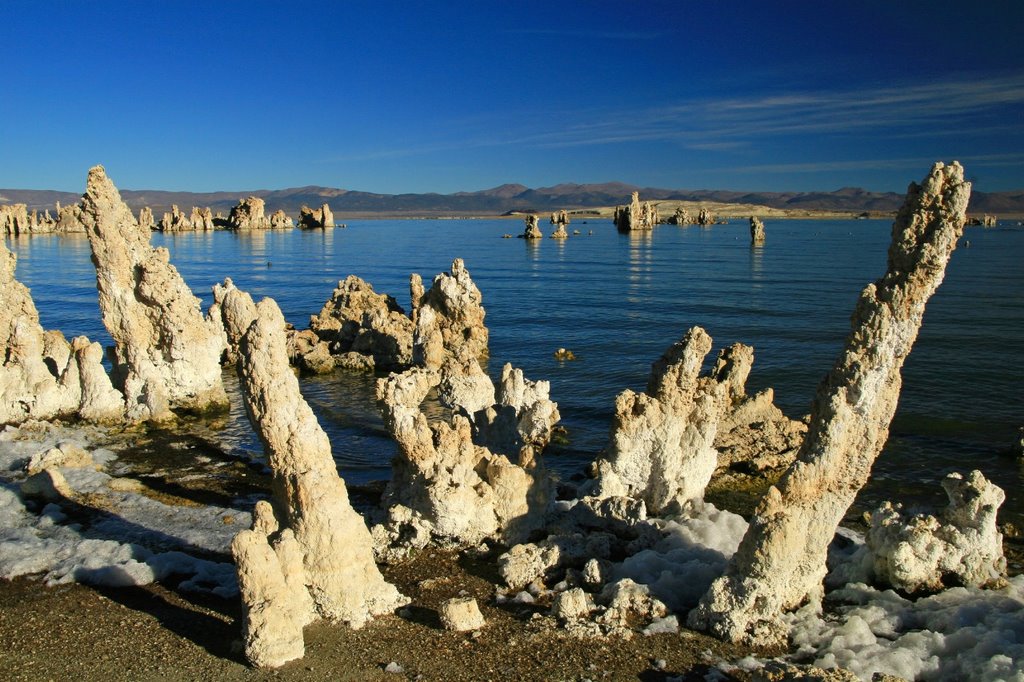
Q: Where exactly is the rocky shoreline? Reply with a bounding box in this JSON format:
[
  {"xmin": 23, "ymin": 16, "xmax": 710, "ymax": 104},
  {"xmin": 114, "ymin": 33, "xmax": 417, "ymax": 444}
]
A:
[{"xmin": 2, "ymin": 162, "xmax": 1021, "ymax": 681}]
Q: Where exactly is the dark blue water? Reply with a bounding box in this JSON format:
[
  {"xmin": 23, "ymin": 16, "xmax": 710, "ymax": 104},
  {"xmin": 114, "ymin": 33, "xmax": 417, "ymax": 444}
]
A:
[{"xmin": 6, "ymin": 219, "xmax": 1023, "ymax": 524}]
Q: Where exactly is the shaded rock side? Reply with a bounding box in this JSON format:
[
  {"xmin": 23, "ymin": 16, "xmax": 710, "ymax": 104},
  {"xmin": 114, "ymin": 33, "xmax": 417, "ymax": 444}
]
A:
[
  {"xmin": 0, "ymin": 239, "xmax": 123, "ymax": 424},
  {"xmin": 375, "ymin": 366, "xmax": 553, "ymax": 549},
  {"xmin": 309, "ymin": 275, "xmax": 414, "ymax": 370},
  {"xmin": 218, "ymin": 281, "xmax": 406, "ymax": 632},
  {"xmin": 228, "ymin": 196, "xmax": 272, "ymax": 230},
  {"xmin": 711, "ymin": 343, "xmax": 806, "ymax": 473},
  {"xmin": 688, "ymin": 162, "xmax": 971, "ymax": 646},
  {"xmin": 80, "ymin": 165, "xmax": 228, "ymax": 420},
  {"xmin": 589, "ymin": 327, "xmax": 726, "ymax": 513},
  {"xmin": 298, "ymin": 203, "xmax": 334, "ymax": 229},
  {"xmin": 750, "ymin": 216, "xmax": 765, "ymax": 244},
  {"xmin": 865, "ymin": 470, "xmax": 1006, "ymax": 593},
  {"xmin": 412, "ymin": 258, "xmax": 489, "ymax": 370}
]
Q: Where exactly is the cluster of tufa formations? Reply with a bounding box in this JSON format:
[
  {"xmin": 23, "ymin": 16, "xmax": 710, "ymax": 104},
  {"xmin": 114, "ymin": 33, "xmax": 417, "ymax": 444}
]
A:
[
  {"xmin": 614, "ymin": 191, "xmax": 659, "ymax": 232},
  {"xmin": 2, "ymin": 162, "xmax": 1011, "ymax": 677}
]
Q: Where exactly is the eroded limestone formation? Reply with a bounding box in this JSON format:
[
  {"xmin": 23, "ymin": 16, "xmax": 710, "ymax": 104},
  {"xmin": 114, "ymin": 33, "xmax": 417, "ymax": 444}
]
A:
[
  {"xmin": 550, "ymin": 210, "xmax": 570, "ymax": 227},
  {"xmin": 670, "ymin": 207, "xmax": 691, "ymax": 226},
  {"xmin": 218, "ymin": 282, "xmax": 406, "ymax": 665},
  {"xmin": 412, "ymin": 259, "xmax": 488, "ymax": 370},
  {"xmin": 309, "ymin": 275, "xmax": 414, "ymax": 371},
  {"xmin": 711, "ymin": 343, "xmax": 806, "ymax": 474},
  {"xmin": 521, "ymin": 215, "xmax": 543, "ymax": 240},
  {"xmin": 0, "ymin": 204, "xmax": 31, "ymax": 236},
  {"xmin": 80, "ymin": 165, "xmax": 228, "ymax": 420},
  {"xmin": 0, "ymin": 238, "xmax": 123, "ymax": 424},
  {"xmin": 689, "ymin": 161, "xmax": 971, "ymax": 646},
  {"xmin": 750, "ymin": 217, "xmax": 765, "ymax": 244},
  {"xmin": 158, "ymin": 205, "xmax": 192, "ymax": 232},
  {"xmin": 374, "ymin": 364, "xmax": 553, "ymax": 550},
  {"xmin": 865, "ymin": 470, "xmax": 1005, "ymax": 593},
  {"xmin": 55, "ymin": 202, "xmax": 86, "ymax": 232},
  {"xmin": 138, "ymin": 207, "xmax": 155, "ymax": 231},
  {"xmin": 190, "ymin": 206, "xmax": 215, "ymax": 231},
  {"xmin": 298, "ymin": 203, "xmax": 334, "ymax": 229},
  {"xmin": 696, "ymin": 207, "xmax": 714, "ymax": 226},
  {"xmin": 269, "ymin": 209, "xmax": 294, "ymax": 229},
  {"xmin": 228, "ymin": 196, "xmax": 272, "ymax": 230},
  {"xmin": 589, "ymin": 327, "xmax": 727, "ymax": 513},
  {"xmin": 613, "ymin": 192, "xmax": 658, "ymax": 232}
]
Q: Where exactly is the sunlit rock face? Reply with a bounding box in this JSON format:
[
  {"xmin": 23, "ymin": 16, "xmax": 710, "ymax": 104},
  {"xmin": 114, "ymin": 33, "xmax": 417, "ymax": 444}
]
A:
[
  {"xmin": 228, "ymin": 196, "xmax": 271, "ymax": 230},
  {"xmin": 589, "ymin": 326, "xmax": 727, "ymax": 514},
  {"xmin": 0, "ymin": 239, "xmax": 123, "ymax": 424},
  {"xmin": 190, "ymin": 206, "xmax": 215, "ymax": 231},
  {"xmin": 866, "ymin": 470, "xmax": 1006, "ymax": 593},
  {"xmin": 80, "ymin": 165, "xmax": 228, "ymax": 421},
  {"xmin": 521, "ymin": 214, "xmax": 543, "ymax": 239},
  {"xmin": 689, "ymin": 161, "xmax": 971, "ymax": 647},
  {"xmin": 269, "ymin": 209, "xmax": 294, "ymax": 229},
  {"xmin": 219, "ymin": 282, "xmax": 405, "ymax": 667},
  {"xmin": 309, "ymin": 275, "xmax": 414, "ymax": 370},
  {"xmin": 374, "ymin": 364, "xmax": 553, "ymax": 551},
  {"xmin": 157, "ymin": 205, "xmax": 191, "ymax": 231},
  {"xmin": 412, "ymin": 258, "xmax": 489, "ymax": 370},
  {"xmin": 613, "ymin": 191, "xmax": 658, "ymax": 232}
]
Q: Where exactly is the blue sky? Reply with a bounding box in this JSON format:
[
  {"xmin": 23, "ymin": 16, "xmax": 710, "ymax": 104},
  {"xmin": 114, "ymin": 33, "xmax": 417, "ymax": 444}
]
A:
[{"xmin": 2, "ymin": 1, "xmax": 1023, "ymax": 194}]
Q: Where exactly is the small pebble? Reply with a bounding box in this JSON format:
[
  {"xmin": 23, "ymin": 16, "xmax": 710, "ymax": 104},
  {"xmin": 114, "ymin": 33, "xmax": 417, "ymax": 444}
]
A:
[{"xmin": 384, "ymin": 661, "xmax": 404, "ymax": 674}]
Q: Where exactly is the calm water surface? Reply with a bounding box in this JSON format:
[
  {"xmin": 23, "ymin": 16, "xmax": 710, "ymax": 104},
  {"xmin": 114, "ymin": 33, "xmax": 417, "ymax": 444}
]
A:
[{"xmin": 7, "ymin": 218, "xmax": 1023, "ymax": 524}]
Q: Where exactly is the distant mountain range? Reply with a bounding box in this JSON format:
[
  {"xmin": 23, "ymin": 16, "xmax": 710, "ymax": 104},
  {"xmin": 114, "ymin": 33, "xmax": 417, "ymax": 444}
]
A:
[{"xmin": 1, "ymin": 181, "xmax": 1021, "ymax": 217}]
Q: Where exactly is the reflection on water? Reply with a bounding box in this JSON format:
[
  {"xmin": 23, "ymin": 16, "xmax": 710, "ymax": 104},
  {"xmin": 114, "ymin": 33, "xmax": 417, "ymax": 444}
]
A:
[{"xmin": 6, "ymin": 219, "xmax": 1023, "ymax": 527}]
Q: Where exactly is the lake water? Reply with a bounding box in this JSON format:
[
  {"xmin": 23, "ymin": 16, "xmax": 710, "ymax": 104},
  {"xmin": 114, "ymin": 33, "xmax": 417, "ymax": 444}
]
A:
[{"xmin": 6, "ymin": 218, "xmax": 1023, "ymax": 526}]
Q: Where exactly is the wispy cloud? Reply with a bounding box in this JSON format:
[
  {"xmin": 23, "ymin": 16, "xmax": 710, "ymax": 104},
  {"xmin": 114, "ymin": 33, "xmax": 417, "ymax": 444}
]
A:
[
  {"xmin": 501, "ymin": 72, "xmax": 1024, "ymax": 149},
  {"xmin": 708, "ymin": 153, "xmax": 1024, "ymax": 176},
  {"xmin": 313, "ymin": 72, "xmax": 1024, "ymax": 166}
]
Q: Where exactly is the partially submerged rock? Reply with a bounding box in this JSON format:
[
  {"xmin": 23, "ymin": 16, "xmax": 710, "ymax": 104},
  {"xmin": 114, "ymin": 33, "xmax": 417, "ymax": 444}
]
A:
[
  {"xmin": 219, "ymin": 282, "xmax": 405, "ymax": 665},
  {"xmin": 309, "ymin": 275, "xmax": 414, "ymax": 370},
  {"xmin": 80, "ymin": 165, "xmax": 228, "ymax": 421},
  {"xmin": 269, "ymin": 209, "xmax": 294, "ymax": 229},
  {"xmin": 865, "ymin": 470, "xmax": 1006, "ymax": 593},
  {"xmin": 158, "ymin": 205, "xmax": 192, "ymax": 232},
  {"xmin": 228, "ymin": 196, "xmax": 272, "ymax": 231},
  {"xmin": 614, "ymin": 192, "xmax": 658, "ymax": 232},
  {"xmin": 670, "ymin": 207, "xmax": 691, "ymax": 226},
  {"xmin": 696, "ymin": 207, "xmax": 714, "ymax": 226},
  {"xmin": 0, "ymin": 238, "xmax": 123, "ymax": 425},
  {"xmin": 298, "ymin": 203, "xmax": 334, "ymax": 229},
  {"xmin": 520, "ymin": 215, "xmax": 543, "ymax": 240},
  {"xmin": 412, "ymin": 259, "xmax": 488, "ymax": 370},
  {"xmin": 689, "ymin": 162, "xmax": 971, "ymax": 646},
  {"xmin": 750, "ymin": 216, "xmax": 765, "ymax": 244}
]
